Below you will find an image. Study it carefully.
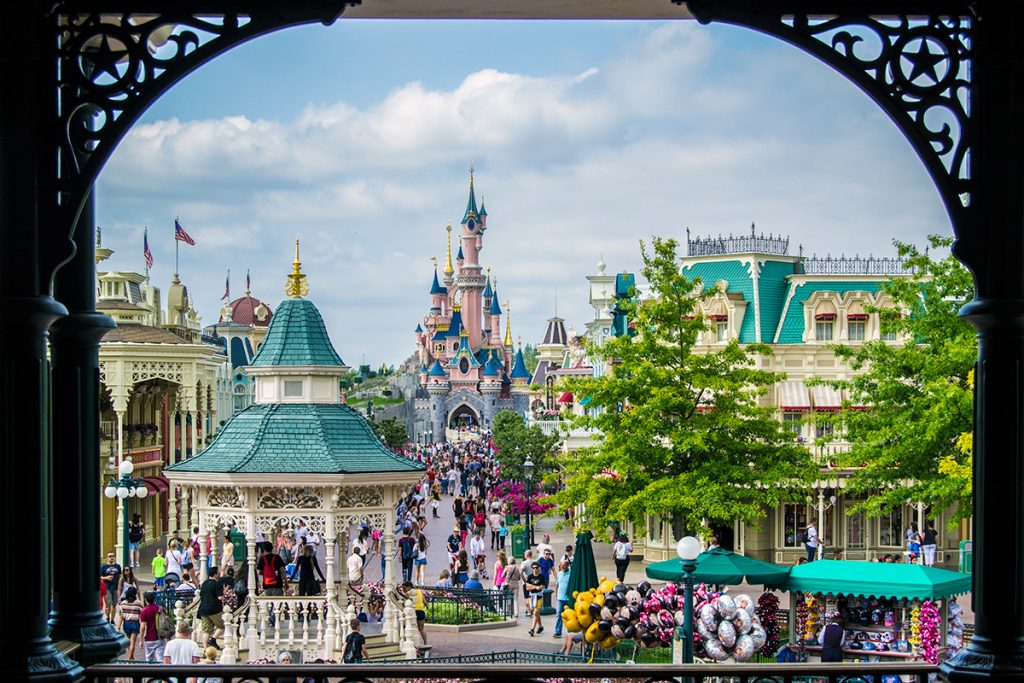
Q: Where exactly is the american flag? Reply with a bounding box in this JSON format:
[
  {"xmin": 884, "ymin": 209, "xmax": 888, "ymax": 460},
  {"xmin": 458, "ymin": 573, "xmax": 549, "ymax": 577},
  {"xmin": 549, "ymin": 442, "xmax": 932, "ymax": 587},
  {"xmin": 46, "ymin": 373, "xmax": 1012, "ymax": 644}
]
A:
[
  {"xmin": 143, "ymin": 228, "xmax": 153, "ymax": 269},
  {"xmin": 174, "ymin": 218, "xmax": 196, "ymax": 246},
  {"xmin": 221, "ymin": 270, "xmax": 230, "ymax": 300},
  {"xmin": 246, "ymin": 269, "xmax": 251, "ymax": 292}
]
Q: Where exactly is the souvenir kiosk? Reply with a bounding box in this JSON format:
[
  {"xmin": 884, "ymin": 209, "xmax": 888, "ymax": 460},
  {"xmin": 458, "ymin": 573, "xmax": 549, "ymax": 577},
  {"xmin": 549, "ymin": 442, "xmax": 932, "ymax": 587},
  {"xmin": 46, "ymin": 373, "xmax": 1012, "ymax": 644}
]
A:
[{"xmin": 767, "ymin": 560, "xmax": 972, "ymax": 665}]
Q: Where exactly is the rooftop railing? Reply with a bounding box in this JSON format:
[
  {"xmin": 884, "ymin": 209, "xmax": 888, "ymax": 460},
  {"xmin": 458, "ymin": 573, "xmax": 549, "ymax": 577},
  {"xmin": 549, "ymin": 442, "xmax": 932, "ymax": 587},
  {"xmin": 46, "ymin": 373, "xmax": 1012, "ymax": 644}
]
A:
[{"xmin": 801, "ymin": 254, "xmax": 915, "ymax": 276}]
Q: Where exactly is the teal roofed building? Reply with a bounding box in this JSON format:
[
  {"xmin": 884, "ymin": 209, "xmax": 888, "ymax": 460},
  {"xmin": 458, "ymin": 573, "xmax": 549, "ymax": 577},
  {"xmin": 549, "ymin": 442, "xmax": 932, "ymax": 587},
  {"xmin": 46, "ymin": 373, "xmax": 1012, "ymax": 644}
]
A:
[
  {"xmin": 574, "ymin": 229, "xmax": 968, "ymax": 571},
  {"xmin": 165, "ymin": 243, "xmax": 422, "ymax": 661}
]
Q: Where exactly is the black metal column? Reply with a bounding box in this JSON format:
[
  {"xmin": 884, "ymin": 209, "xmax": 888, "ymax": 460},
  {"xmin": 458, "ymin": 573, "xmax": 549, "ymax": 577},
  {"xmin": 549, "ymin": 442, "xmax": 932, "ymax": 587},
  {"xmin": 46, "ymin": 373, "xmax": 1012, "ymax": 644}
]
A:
[
  {"xmin": 0, "ymin": 7, "xmax": 81, "ymax": 678},
  {"xmin": 48, "ymin": 190, "xmax": 123, "ymax": 664},
  {"xmin": 942, "ymin": 4, "xmax": 1024, "ymax": 681}
]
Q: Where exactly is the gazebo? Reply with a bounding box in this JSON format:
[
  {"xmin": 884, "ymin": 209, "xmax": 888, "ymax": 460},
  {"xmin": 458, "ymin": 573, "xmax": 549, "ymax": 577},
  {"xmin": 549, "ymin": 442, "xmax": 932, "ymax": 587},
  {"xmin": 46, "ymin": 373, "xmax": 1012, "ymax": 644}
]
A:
[{"xmin": 165, "ymin": 243, "xmax": 424, "ymax": 661}]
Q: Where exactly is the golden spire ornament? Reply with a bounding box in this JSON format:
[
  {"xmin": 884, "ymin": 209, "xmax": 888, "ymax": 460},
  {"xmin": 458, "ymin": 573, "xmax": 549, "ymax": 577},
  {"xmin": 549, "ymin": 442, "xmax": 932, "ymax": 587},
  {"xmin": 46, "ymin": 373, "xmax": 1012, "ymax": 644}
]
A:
[
  {"xmin": 504, "ymin": 300, "xmax": 513, "ymax": 347},
  {"xmin": 285, "ymin": 239, "xmax": 310, "ymax": 298},
  {"xmin": 444, "ymin": 222, "xmax": 454, "ymax": 275}
]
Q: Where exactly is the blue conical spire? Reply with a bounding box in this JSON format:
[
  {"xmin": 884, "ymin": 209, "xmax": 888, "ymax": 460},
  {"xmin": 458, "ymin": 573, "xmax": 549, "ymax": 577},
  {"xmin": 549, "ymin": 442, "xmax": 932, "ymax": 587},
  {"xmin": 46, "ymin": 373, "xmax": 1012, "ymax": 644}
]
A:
[
  {"xmin": 430, "ymin": 268, "xmax": 446, "ymax": 295},
  {"xmin": 428, "ymin": 360, "xmax": 446, "ymax": 377},
  {"xmin": 483, "ymin": 273, "xmax": 493, "ymax": 298},
  {"xmin": 510, "ymin": 346, "xmax": 531, "ymax": 381},
  {"xmin": 462, "ymin": 171, "xmax": 480, "ymax": 224},
  {"xmin": 457, "ymin": 244, "xmax": 464, "ymax": 262},
  {"xmin": 489, "ymin": 294, "xmax": 503, "ymax": 316}
]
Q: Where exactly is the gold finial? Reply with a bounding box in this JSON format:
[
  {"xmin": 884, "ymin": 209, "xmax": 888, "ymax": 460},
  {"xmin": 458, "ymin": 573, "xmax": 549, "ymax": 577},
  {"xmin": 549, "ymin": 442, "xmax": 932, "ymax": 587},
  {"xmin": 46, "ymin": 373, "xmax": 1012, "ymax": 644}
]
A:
[
  {"xmin": 518, "ymin": 335, "xmax": 523, "ymax": 348},
  {"xmin": 444, "ymin": 222, "xmax": 454, "ymax": 275},
  {"xmin": 504, "ymin": 300, "xmax": 513, "ymax": 347},
  {"xmin": 285, "ymin": 238, "xmax": 310, "ymax": 298}
]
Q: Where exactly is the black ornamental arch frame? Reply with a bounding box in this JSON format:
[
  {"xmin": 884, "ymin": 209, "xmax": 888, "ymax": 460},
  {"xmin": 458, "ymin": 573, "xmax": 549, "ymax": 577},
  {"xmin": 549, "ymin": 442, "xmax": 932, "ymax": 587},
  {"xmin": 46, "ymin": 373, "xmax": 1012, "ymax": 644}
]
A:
[{"xmin": 3, "ymin": 1, "xmax": 1023, "ymax": 681}]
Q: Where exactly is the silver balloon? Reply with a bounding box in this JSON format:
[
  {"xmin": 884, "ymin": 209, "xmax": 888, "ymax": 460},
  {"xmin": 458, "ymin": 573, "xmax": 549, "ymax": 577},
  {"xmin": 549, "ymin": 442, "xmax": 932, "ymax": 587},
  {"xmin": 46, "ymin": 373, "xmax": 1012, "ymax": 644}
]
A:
[
  {"xmin": 750, "ymin": 624, "xmax": 767, "ymax": 651},
  {"xmin": 703, "ymin": 637, "xmax": 730, "ymax": 662},
  {"xmin": 718, "ymin": 619, "xmax": 737, "ymax": 648},
  {"xmin": 700, "ymin": 604, "xmax": 719, "ymax": 631},
  {"xmin": 732, "ymin": 607, "xmax": 753, "ymax": 635},
  {"xmin": 716, "ymin": 594, "xmax": 738, "ymax": 621},
  {"xmin": 733, "ymin": 634, "xmax": 756, "ymax": 662},
  {"xmin": 697, "ymin": 617, "xmax": 717, "ymax": 641}
]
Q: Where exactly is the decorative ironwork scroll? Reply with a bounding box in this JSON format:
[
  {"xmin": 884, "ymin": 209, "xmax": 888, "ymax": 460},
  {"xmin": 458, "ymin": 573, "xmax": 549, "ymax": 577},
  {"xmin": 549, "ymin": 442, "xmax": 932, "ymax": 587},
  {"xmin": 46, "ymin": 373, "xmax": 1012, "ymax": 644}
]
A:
[
  {"xmin": 52, "ymin": 2, "xmax": 358, "ymax": 235},
  {"xmin": 333, "ymin": 485, "xmax": 383, "ymax": 509},
  {"xmin": 255, "ymin": 514, "xmax": 326, "ymax": 535},
  {"xmin": 206, "ymin": 486, "xmax": 243, "ymax": 508},
  {"xmin": 257, "ymin": 487, "xmax": 322, "ymax": 510},
  {"xmin": 682, "ymin": 2, "xmax": 972, "ymax": 236}
]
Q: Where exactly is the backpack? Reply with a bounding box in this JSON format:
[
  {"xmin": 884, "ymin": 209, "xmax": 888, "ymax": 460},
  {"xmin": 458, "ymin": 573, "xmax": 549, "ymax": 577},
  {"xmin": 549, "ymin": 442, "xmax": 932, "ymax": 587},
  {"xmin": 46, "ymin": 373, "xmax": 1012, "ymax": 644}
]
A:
[
  {"xmin": 474, "ymin": 512, "xmax": 486, "ymax": 527},
  {"xmin": 342, "ymin": 633, "xmax": 362, "ymax": 663},
  {"xmin": 191, "ymin": 538, "xmax": 201, "ymax": 560},
  {"xmin": 262, "ymin": 554, "xmax": 280, "ymax": 586},
  {"xmin": 400, "ymin": 537, "xmax": 416, "ymax": 561},
  {"xmin": 156, "ymin": 607, "xmax": 175, "ymax": 640}
]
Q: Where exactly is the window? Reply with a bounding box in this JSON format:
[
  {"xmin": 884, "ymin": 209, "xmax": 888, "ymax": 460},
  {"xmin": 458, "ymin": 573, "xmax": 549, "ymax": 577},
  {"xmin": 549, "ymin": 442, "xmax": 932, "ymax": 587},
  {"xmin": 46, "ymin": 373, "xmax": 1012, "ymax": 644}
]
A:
[
  {"xmin": 782, "ymin": 503, "xmax": 808, "ymax": 547},
  {"xmin": 815, "ymin": 415, "xmax": 836, "ymax": 439},
  {"xmin": 458, "ymin": 358, "xmax": 469, "ymax": 374},
  {"xmin": 881, "ymin": 328, "xmax": 898, "ymax": 341},
  {"xmin": 878, "ymin": 507, "xmax": 904, "ymax": 547},
  {"xmin": 283, "ymin": 380, "xmax": 304, "ymax": 398},
  {"xmin": 847, "ymin": 509, "xmax": 866, "ymax": 549},
  {"xmin": 782, "ymin": 412, "xmax": 803, "ymax": 436},
  {"xmin": 848, "ymin": 321, "xmax": 866, "ymax": 340},
  {"xmin": 816, "ymin": 321, "xmax": 834, "ymax": 340},
  {"xmin": 715, "ymin": 321, "xmax": 728, "ymax": 342}
]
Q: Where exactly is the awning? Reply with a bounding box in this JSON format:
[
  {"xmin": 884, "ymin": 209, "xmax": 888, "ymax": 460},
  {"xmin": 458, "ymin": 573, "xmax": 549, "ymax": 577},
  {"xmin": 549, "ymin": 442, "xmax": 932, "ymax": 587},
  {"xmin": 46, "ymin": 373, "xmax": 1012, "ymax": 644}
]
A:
[
  {"xmin": 811, "ymin": 385, "xmax": 844, "ymax": 411},
  {"xmin": 557, "ymin": 391, "xmax": 574, "ymax": 404},
  {"xmin": 143, "ymin": 476, "xmax": 170, "ymax": 494},
  {"xmin": 579, "ymin": 396, "xmax": 592, "ymax": 406},
  {"xmin": 646, "ymin": 547, "xmax": 789, "ymax": 586},
  {"xmin": 764, "ymin": 559, "xmax": 972, "ymax": 601},
  {"xmin": 778, "ymin": 381, "xmax": 811, "ymax": 411}
]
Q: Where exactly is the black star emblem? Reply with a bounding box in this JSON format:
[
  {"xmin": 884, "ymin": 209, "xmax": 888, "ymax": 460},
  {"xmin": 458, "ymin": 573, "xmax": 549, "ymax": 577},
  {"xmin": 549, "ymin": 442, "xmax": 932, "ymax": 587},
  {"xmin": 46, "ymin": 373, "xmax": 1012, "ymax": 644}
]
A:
[
  {"xmin": 84, "ymin": 33, "xmax": 128, "ymax": 82},
  {"xmin": 903, "ymin": 38, "xmax": 945, "ymax": 85}
]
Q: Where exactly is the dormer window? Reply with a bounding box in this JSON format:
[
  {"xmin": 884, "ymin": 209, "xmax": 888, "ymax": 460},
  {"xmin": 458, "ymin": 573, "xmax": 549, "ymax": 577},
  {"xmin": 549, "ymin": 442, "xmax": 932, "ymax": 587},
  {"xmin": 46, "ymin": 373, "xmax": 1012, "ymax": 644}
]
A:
[
  {"xmin": 708, "ymin": 300, "xmax": 728, "ymax": 342},
  {"xmin": 814, "ymin": 300, "xmax": 836, "ymax": 341},
  {"xmin": 283, "ymin": 380, "xmax": 304, "ymax": 398},
  {"xmin": 715, "ymin": 321, "xmax": 728, "ymax": 342},
  {"xmin": 847, "ymin": 301, "xmax": 868, "ymax": 341}
]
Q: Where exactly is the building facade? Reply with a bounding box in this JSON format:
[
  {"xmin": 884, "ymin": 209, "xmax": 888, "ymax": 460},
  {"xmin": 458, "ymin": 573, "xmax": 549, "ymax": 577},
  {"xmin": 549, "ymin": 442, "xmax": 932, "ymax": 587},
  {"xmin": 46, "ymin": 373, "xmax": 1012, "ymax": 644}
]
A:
[{"xmin": 413, "ymin": 174, "xmax": 531, "ymax": 441}]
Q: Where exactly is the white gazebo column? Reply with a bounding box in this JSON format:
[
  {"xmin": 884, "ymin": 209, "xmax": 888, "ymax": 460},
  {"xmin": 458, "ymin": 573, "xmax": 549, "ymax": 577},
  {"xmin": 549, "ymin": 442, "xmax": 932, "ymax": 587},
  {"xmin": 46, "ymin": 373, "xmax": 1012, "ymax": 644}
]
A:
[
  {"xmin": 383, "ymin": 488, "xmax": 398, "ymax": 643},
  {"xmin": 245, "ymin": 512, "xmax": 258, "ymax": 654},
  {"xmin": 198, "ymin": 504, "xmax": 209, "ymax": 583},
  {"xmin": 168, "ymin": 404, "xmax": 179, "ymax": 535},
  {"xmin": 324, "ymin": 512, "xmax": 337, "ymax": 655}
]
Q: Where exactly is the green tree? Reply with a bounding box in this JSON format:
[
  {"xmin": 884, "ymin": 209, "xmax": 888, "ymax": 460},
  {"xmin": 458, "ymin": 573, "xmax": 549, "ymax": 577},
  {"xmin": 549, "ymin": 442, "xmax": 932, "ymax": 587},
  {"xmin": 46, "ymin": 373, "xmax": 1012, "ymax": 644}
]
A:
[
  {"xmin": 522, "ymin": 344, "xmax": 540, "ymax": 373},
  {"xmin": 554, "ymin": 237, "xmax": 813, "ymax": 534},
  {"xmin": 492, "ymin": 410, "xmax": 561, "ymax": 481},
  {"xmin": 370, "ymin": 417, "xmax": 409, "ymax": 449},
  {"xmin": 831, "ymin": 236, "xmax": 975, "ymax": 523}
]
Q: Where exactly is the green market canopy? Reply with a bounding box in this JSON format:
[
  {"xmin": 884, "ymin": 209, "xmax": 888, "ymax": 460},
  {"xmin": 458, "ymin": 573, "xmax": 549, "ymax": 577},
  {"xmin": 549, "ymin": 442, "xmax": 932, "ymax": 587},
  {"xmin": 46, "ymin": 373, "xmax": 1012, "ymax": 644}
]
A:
[
  {"xmin": 645, "ymin": 547, "xmax": 789, "ymax": 586},
  {"xmin": 765, "ymin": 559, "xmax": 973, "ymax": 601}
]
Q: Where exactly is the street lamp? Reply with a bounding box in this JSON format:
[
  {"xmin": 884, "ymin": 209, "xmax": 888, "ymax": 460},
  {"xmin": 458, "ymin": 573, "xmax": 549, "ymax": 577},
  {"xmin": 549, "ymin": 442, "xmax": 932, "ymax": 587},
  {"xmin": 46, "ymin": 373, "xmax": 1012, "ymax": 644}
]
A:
[
  {"xmin": 103, "ymin": 459, "xmax": 148, "ymax": 567},
  {"xmin": 523, "ymin": 456, "xmax": 535, "ymax": 547},
  {"xmin": 808, "ymin": 490, "xmax": 838, "ymax": 559},
  {"xmin": 677, "ymin": 535, "xmax": 702, "ymax": 665}
]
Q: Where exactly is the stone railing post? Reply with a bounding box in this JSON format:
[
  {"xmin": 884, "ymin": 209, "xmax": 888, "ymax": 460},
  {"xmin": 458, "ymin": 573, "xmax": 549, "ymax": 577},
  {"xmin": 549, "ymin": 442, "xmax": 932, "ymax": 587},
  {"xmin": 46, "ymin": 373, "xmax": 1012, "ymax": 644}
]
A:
[{"xmin": 402, "ymin": 598, "xmax": 418, "ymax": 659}]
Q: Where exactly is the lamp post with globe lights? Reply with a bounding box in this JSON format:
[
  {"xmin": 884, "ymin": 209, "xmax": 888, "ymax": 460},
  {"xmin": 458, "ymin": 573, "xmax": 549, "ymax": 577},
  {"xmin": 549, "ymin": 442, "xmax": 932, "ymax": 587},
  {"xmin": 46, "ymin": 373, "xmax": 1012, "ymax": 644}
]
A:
[
  {"xmin": 808, "ymin": 490, "xmax": 838, "ymax": 559},
  {"xmin": 103, "ymin": 459, "xmax": 148, "ymax": 567},
  {"xmin": 677, "ymin": 535, "xmax": 702, "ymax": 665},
  {"xmin": 523, "ymin": 456, "xmax": 535, "ymax": 547}
]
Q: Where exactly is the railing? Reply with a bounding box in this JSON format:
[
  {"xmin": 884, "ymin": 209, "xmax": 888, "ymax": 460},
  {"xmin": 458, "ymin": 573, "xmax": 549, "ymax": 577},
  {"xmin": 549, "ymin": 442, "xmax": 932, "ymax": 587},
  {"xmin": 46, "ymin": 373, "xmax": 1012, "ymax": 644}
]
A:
[
  {"xmin": 688, "ymin": 229, "xmax": 790, "ymax": 256},
  {"xmin": 381, "ymin": 648, "xmax": 618, "ymax": 664},
  {"xmin": 416, "ymin": 585, "xmax": 515, "ymax": 624},
  {"xmin": 246, "ymin": 595, "xmax": 342, "ymax": 661},
  {"xmin": 153, "ymin": 587, "xmax": 195, "ymax": 613},
  {"xmin": 85, "ymin": 661, "xmax": 938, "ymax": 682},
  {"xmin": 801, "ymin": 254, "xmax": 915, "ymax": 275}
]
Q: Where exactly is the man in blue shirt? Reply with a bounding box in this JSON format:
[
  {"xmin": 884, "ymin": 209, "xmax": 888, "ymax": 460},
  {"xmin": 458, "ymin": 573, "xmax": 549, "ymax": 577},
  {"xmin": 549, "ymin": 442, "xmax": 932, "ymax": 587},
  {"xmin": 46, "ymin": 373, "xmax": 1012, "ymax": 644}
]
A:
[
  {"xmin": 537, "ymin": 548, "xmax": 556, "ymax": 589},
  {"xmin": 463, "ymin": 570, "xmax": 484, "ymax": 591},
  {"xmin": 553, "ymin": 561, "xmax": 571, "ymax": 637}
]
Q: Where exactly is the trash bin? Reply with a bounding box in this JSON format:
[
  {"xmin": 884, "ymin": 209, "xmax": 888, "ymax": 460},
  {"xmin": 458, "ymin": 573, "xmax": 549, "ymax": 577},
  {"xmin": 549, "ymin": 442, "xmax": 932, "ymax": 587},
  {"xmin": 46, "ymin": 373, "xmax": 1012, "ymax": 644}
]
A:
[
  {"xmin": 959, "ymin": 540, "xmax": 973, "ymax": 574},
  {"xmin": 228, "ymin": 528, "xmax": 246, "ymax": 562},
  {"xmin": 511, "ymin": 528, "xmax": 528, "ymax": 559},
  {"xmin": 540, "ymin": 587, "xmax": 556, "ymax": 615}
]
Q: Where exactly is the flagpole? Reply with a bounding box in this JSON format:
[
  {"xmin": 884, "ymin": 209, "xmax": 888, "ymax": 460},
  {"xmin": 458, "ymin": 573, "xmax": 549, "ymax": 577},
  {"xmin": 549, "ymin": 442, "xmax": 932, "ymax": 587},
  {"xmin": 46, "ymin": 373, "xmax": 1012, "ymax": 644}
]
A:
[
  {"xmin": 143, "ymin": 227, "xmax": 150, "ymax": 281},
  {"xmin": 175, "ymin": 217, "xmax": 179, "ymax": 278}
]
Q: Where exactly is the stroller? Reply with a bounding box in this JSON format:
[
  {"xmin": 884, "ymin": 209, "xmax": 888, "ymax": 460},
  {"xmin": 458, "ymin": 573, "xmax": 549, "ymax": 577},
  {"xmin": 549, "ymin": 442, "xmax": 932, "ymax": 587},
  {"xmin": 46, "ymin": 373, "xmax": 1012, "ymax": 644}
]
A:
[{"xmin": 473, "ymin": 552, "xmax": 489, "ymax": 580}]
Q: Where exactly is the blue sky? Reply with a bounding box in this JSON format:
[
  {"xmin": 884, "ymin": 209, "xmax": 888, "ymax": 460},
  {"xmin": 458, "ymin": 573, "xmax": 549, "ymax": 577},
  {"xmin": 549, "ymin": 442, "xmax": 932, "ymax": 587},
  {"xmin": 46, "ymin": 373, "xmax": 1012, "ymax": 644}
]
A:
[{"xmin": 96, "ymin": 20, "xmax": 951, "ymax": 366}]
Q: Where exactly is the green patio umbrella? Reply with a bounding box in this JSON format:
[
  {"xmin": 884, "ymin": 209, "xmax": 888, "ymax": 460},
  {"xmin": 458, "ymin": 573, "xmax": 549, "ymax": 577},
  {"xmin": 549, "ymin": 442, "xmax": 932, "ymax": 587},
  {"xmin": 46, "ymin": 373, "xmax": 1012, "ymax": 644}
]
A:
[
  {"xmin": 566, "ymin": 531, "xmax": 600, "ymax": 596},
  {"xmin": 765, "ymin": 559, "xmax": 972, "ymax": 601},
  {"xmin": 645, "ymin": 546, "xmax": 789, "ymax": 585}
]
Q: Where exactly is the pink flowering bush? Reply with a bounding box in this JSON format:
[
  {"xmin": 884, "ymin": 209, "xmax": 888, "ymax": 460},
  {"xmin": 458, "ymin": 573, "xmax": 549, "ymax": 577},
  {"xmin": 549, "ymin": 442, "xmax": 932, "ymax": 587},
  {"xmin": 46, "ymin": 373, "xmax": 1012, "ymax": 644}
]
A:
[{"xmin": 492, "ymin": 480, "xmax": 554, "ymax": 515}]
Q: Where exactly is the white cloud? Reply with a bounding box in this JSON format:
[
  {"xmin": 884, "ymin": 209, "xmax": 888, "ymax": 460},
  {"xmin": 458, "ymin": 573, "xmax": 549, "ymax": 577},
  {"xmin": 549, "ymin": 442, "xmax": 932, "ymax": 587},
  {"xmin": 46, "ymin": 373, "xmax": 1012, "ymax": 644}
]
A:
[{"xmin": 97, "ymin": 22, "xmax": 950, "ymax": 366}]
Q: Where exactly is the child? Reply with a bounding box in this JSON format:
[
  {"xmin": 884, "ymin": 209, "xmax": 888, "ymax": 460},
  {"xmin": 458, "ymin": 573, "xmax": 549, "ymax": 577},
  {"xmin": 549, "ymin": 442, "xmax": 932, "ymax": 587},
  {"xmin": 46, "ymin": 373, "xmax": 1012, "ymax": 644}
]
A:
[
  {"xmin": 343, "ymin": 619, "xmax": 369, "ymax": 663},
  {"xmin": 497, "ymin": 521, "xmax": 508, "ymax": 551},
  {"xmin": 152, "ymin": 547, "xmax": 167, "ymax": 589}
]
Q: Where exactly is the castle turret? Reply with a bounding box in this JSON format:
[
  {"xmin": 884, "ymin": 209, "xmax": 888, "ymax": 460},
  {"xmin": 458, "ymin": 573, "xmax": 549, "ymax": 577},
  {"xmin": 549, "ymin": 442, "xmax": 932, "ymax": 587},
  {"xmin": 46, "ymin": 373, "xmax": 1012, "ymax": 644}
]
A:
[
  {"xmin": 480, "ymin": 354, "xmax": 502, "ymax": 429},
  {"xmin": 455, "ymin": 171, "xmax": 488, "ymax": 351},
  {"xmin": 489, "ymin": 290, "xmax": 503, "ymax": 347}
]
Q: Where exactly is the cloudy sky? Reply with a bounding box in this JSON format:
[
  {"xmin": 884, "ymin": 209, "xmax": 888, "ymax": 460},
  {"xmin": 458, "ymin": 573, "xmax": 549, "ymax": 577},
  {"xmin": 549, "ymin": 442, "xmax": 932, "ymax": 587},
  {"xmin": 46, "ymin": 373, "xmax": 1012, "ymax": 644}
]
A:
[{"xmin": 96, "ymin": 19, "xmax": 952, "ymax": 366}]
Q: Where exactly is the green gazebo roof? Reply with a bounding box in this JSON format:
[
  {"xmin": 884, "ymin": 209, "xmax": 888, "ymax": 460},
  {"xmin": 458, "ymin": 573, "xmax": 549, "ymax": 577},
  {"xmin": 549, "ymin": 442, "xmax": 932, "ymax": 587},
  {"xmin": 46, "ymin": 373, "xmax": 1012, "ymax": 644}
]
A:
[
  {"xmin": 250, "ymin": 298, "xmax": 344, "ymax": 367},
  {"xmin": 165, "ymin": 403, "xmax": 424, "ymax": 474}
]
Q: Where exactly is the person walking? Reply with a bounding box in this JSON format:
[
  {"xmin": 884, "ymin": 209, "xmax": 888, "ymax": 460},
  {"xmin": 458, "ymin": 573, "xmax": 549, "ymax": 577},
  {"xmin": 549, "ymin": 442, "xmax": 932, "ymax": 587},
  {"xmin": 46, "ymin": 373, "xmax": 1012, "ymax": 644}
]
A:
[
  {"xmin": 488, "ymin": 506, "xmax": 502, "ymax": 550},
  {"xmin": 138, "ymin": 591, "xmax": 165, "ymax": 662},
  {"xmin": 612, "ymin": 534, "xmax": 632, "ymax": 582},
  {"xmin": 922, "ymin": 522, "xmax": 939, "ymax": 567},
  {"xmin": 163, "ymin": 620, "xmax": 201, "ymax": 665},
  {"xmin": 219, "ymin": 531, "xmax": 235, "ymax": 575},
  {"xmin": 906, "ymin": 522, "xmax": 922, "ymax": 563},
  {"xmin": 256, "ymin": 544, "xmax": 287, "ymax": 596},
  {"xmin": 196, "ymin": 565, "xmax": 225, "ymax": 650},
  {"xmin": 343, "ymin": 618, "xmax": 369, "ymax": 663},
  {"xmin": 118, "ymin": 566, "xmax": 139, "ymax": 601},
  {"xmin": 526, "ymin": 562, "xmax": 545, "ymax": 636},
  {"xmin": 398, "ymin": 527, "xmax": 417, "ymax": 584},
  {"xmin": 100, "ymin": 551, "xmax": 122, "ymax": 623},
  {"xmin": 347, "ymin": 546, "xmax": 364, "ymax": 588},
  {"xmin": 127, "ymin": 513, "xmax": 145, "ymax": 569},
  {"xmin": 165, "ymin": 540, "xmax": 187, "ymax": 584},
  {"xmin": 805, "ymin": 523, "xmax": 820, "ymax": 563},
  {"xmin": 493, "ymin": 551, "xmax": 508, "ymax": 590},
  {"xmin": 454, "ymin": 549, "xmax": 470, "ymax": 587},
  {"xmin": 117, "ymin": 585, "xmax": 144, "ymax": 659},
  {"xmin": 296, "ymin": 544, "xmax": 325, "ymax": 596},
  {"xmin": 553, "ymin": 560, "xmax": 571, "ymax": 638},
  {"xmin": 414, "ymin": 532, "xmax": 430, "ymax": 585},
  {"xmin": 152, "ymin": 547, "xmax": 167, "ymax": 590}
]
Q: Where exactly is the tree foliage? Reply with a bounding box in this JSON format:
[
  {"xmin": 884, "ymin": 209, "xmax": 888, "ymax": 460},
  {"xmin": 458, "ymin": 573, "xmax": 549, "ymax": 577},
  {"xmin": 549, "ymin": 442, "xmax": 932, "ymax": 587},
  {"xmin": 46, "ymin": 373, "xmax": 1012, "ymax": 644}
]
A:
[
  {"xmin": 554, "ymin": 237, "xmax": 813, "ymax": 534},
  {"xmin": 370, "ymin": 416, "xmax": 409, "ymax": 449},
  {"xmin": 831, "ymin": 236, "xmax": 975, "ymax": 522},
  {"xmin": 492, "ymin": 410, "xmax": 561, "ymax": 481}
]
